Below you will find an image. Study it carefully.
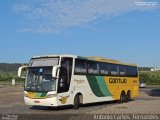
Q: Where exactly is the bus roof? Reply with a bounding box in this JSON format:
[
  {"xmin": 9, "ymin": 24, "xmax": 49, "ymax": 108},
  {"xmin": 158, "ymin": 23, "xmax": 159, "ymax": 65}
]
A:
[
  {"xmin": 78, "ymin": 56, "xmax": 137, "ymax": 67},
  {"xmin": 31, "ymin": 54, "xmax": 137, "ymax": 67},
  {"xmin": 32, "ymin": 54, "xmax": 77, "ymax": 59}
]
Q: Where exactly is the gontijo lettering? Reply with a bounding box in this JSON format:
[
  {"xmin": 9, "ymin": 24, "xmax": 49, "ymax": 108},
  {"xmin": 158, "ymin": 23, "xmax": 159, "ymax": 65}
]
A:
[{"xmin": 109, "ymin": 78, "xmax": 127, "ymax": 83}]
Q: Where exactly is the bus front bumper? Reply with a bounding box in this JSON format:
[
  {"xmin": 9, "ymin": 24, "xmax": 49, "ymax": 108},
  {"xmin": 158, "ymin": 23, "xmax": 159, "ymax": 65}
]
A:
[{"xmin": 24, "ymin": 96, "xmax": 58, "ymax": 107}]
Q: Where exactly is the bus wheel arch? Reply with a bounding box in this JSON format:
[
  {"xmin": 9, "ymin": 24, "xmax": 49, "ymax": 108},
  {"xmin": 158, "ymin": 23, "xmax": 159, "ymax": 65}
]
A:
[{"xmin": 73, "ymin": 93, "xmax": 83, "ymax": 109}]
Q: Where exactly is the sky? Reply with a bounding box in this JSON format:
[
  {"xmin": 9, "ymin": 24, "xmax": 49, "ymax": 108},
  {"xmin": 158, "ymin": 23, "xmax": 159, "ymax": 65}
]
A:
[{"xmin": 0, "ymin": 0, "xmax": 160, "ymax": 67}]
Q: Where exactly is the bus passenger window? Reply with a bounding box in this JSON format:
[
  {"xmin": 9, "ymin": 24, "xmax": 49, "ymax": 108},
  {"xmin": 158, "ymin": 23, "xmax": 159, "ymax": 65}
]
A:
[
  {"xmin": 110, "ymin": 64, "xmax": 118, "ymax": 76},
  {"xmin": 126, "ymin": 66, "xmax": 138, "ymax": 77},
  {"xmin": 75, "ymin": 60, "xmax": 87, "ymax": 75},
  {"xmin": 88, "ymin": 61, "xmax": 99, "ymax": 75},
  {"xmin": 119, "ymin": 65, "xmax": 126, "ymax": 77},
  {"xmin": 99, "ymin": 63, "xmax": 110, "ymax": 75}
]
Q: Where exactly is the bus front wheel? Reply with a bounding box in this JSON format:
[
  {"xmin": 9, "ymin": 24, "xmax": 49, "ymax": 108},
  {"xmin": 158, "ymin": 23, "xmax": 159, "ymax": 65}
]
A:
[{"xmin": 73, "ymin": 94, "xmax": 80, "ymax": 109}]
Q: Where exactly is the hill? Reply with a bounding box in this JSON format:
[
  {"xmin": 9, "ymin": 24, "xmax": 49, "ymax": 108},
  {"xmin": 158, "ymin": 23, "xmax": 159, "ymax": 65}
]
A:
[
  {"xmin": 0, "ymin": 63, "xmax": 24, "ymax": 72},
  {"xmin": 0, "ymin": 63, "xmax": 26, "ymax": 81}
]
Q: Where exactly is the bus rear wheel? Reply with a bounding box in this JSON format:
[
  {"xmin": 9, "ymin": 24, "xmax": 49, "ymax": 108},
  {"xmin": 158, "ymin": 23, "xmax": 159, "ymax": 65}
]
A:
[
  {"xmin": 119, "ymin": 91, "xmax": 126, "ymax": 103},
  {"xmin": 73, "ymin": 94, "xmax": 80, "ymax": 109},
  {"xmin": 126, "ymin": 91, "xmax": 131, "ymax": 102}
]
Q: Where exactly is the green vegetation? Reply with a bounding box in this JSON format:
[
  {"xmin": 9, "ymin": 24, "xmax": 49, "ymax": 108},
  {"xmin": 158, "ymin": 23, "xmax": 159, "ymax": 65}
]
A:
[
  {"xmin": 139, "ymin": 71, "xmax": 160, "ymax": 85},
  {"xmin": 0, "ymin": 63, "xmax": 26, "ymax": 83},
  {"xmin": 0, "ymin": 71, "xmax": 23, "ymax": 81}
]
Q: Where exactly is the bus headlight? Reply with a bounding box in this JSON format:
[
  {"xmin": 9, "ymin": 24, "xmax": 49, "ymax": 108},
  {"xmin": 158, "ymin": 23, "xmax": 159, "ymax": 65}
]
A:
[
  {"xmin": 24, "ymin": 93, "xmax": 29, "ymax": 97},
  {"xmin": 46, "ymin": 94, "xmax": 57, "ymax": 98}
]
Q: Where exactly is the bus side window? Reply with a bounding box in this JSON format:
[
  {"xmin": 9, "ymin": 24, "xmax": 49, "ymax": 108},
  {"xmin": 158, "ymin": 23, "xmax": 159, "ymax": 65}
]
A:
[
  {"xmin": 88, "ymin": 61, "xmax": 99, "ymax": 75},
  {"xmin": 119, "ymin": 65, "xmax": 126, "ymax": 77},
  {"xmin": 126, "ymin": 66, "xmax": 138, "ymax": 77},
  {"xmin": 99, "ymin": 62, "xmax": 110, "ymax": 76},
  {"xmin": 110, "ymin": 64, "xmax": 118, "ymax": 76},
  {"xmin": 74, "ymin": 59, "xmax": 87, "ymax": 75}
]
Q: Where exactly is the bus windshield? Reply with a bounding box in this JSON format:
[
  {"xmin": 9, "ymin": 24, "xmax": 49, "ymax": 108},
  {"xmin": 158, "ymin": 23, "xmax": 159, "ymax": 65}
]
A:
[{"xmin": 25, "ymin": 67, "xmax": 56, "ymax": 92}]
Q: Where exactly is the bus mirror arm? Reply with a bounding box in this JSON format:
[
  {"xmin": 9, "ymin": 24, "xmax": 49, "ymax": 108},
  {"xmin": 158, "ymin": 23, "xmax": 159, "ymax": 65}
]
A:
[
  {"xmin": 18, "ymin": 66, "xmax": 27, "ymax": 78},
  {"xmin": 52, "ymin": 65, "xmax": 61, "ymax": 79}
]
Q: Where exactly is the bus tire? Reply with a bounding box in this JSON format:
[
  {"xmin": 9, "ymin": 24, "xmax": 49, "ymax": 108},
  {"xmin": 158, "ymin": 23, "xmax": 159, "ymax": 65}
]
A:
[
  {"xmin": 48, "ymin": 107, "xmax": 53, "ymax": 110},
  {"xmin": 73, "ymin": 94, "xmax": 80, "ymax": 109},
  {"xmin": 126, "ymin": 91, "xmax": 131, "ymax": 102},
  {"xmin": 119, "ymin": 91, "xmax": 125, "ymax": 103}
]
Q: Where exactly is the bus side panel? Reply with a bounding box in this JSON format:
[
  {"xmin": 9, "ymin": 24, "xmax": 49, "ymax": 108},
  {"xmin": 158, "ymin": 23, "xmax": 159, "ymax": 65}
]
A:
[
  {"xmin": 62, "ymin": 75, "xmax": 139, "ymax": 106},
  {"xmin": 104, "ymin": 76, "xmax": 139, "ymax": 100},
  {"xmin": 72, "ymin": 75, "xmax": 114, "ymax": 104}
]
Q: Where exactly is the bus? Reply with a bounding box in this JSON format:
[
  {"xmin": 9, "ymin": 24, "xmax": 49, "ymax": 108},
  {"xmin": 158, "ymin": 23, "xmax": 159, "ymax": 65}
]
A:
[{"xmin": 18, "ymin": 54, "xmax": 139, "ymax": 109}]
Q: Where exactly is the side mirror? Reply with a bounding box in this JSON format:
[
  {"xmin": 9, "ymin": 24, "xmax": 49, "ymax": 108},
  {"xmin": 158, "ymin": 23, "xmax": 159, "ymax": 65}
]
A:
[
  {"xmin": 52, "ymin": 65, "xmax": 61, "ymax": 78},
  {"xmin": 18, "ymin": 66, "xmax": 27, "ymax": 78}
]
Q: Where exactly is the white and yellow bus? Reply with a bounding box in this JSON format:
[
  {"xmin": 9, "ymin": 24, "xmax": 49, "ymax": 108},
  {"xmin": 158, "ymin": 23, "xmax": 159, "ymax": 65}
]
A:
[{"xmin": 18, "ymin": 54, "xmax": 139, "ymax": 109}]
